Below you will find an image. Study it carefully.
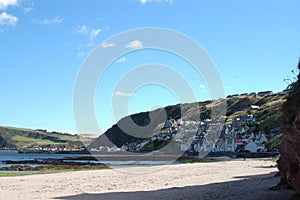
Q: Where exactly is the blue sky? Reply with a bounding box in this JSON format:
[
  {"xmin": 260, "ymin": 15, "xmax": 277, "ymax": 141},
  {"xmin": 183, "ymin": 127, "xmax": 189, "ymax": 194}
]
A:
[{"xmin": 0, "ymin": 0, "xmax": 299, "ymax": 133}]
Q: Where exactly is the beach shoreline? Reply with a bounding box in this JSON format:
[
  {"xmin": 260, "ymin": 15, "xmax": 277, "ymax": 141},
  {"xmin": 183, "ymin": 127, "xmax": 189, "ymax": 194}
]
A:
[{"xmin": 0, "ymin": 159, "xmax": 297, "ymax": 200}]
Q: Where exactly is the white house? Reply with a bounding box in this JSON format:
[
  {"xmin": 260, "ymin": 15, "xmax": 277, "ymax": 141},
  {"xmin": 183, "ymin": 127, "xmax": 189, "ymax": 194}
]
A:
[
  {"xmin": 250, "ymin": 105, "xmax": 260, "ymax": 110},
  {"xmin": 259, "ymin": 134, "xmax": 268, "ymax": 144},
  {"xmin": 180, "ymin": 143, "xmax": 190, "ymax": 152},
  {"xmin": 244, "ymin": 140, "xmax": 258, "ymax": 152}
]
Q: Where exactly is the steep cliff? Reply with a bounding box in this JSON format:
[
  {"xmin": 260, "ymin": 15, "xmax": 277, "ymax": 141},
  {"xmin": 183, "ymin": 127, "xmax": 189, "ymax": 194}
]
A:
[{"xmin": 278, "ymin": 60, "xmax": 300, "ymax": 194}]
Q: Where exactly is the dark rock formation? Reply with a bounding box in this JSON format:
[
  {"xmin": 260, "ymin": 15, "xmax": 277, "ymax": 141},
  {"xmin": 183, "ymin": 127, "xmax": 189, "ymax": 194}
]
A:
[{"xmin": 278, "ymin": 60, "xmax": 300, "ymax": 194}]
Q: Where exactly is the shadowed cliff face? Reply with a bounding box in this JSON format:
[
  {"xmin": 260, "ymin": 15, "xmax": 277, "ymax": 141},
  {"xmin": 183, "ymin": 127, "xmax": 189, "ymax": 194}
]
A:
[
  {"xmin": 88, "ymin": 104, "xmax": 185, "ymax": 148},
  {"xmin": 278, "ymin": 60, "xmax": 300, "ymax": 194}
]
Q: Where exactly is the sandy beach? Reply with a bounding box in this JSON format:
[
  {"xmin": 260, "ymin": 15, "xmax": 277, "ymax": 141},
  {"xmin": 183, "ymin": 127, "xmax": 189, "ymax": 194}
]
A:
[{"xmin": 0, "ymin": 159, "xmax": 297, "ymax": 200}]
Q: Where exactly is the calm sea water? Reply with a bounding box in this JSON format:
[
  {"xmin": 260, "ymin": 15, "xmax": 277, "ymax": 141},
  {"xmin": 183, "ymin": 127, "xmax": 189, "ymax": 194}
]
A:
[
  {"xmin": 0, "ymin": 151, "xmax": 90, "ymax": 167},
  {"xmin": 0, "ymin": 151, "xmax": 173, "ymax": 167}
]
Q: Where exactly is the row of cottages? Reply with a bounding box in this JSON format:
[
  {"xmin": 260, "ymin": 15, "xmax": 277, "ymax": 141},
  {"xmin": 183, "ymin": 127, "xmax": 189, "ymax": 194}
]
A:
[
  {"xmin": 191, "ymin": 111, "xmax": 273, "ymax": 153},
  {"xmin": 91, "ymin": 146, "xmax": 125, "ymax": 152},
  {"xmin": 151, "ymin": 130, "xmax": 177, "ymax": 141},
  {"xmin": 231, "ymin": 133, "xmax": 268, "ymax": 152},
  {"xmin": 257, "ymin": 91, "xmax": 274, "ymax": 96},
  {"xmin": 151, "ymin": 118, "xmax": 201, "ymax": 142},
  {"xmin": 227, "ymin": 92, "xmax": 257, "ymax": 98},
  {"xmin": 226, "ymin": 90, "xmax": 274, "ymax": 98},
  {"xmin": 221, "ymin": 113, "xmax": 269, "ymax": 152},
  {"xmin": 131, "ymin": 108, "xmax": 279, "ymax": 153},
  {"xmin": 189, "ymin": 123, "xmax": 224, "ymax": 153}
]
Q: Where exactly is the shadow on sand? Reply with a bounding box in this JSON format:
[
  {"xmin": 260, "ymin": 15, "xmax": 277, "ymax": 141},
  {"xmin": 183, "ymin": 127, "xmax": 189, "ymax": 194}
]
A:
[{"xmin": 55, "ymin": 172, "xmax": 298, "ymax": 200}]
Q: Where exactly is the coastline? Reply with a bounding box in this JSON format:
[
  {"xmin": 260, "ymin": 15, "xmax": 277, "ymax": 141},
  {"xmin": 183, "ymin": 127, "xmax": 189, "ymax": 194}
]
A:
[{"xmin": 0, "ymin": 159, "xmax": 296, "ymax": 200}]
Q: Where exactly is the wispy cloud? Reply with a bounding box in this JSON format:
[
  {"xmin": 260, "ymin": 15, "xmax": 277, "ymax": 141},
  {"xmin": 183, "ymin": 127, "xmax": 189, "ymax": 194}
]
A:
[
  {"xmin": 75, "ymin": 25, "xmax": 102, "ymax": 42},
  {"xmin": 101, "ymin": 42, "xmax": 116, "ymax": 48},
  {"xmin": 0, "ymin": 12, "xmax": 17, "ymax": 26},
  {"xmin": 114, "ymin": 90, "xmax": 133, "ymax": 97},
  {"xmin": 90, "ymin": 28, "xmax": 101, "ymax": 40},
  {"xmin": 32, "ymin": 16, "xmax": 63, "ymax": 25},
  {"xmin": 126, "ymin": 40, "xmax": 143, "ymax": 49},
  {"xmin": 0, "ymin": 0, "xmax": 19, "ymax": 10},
  {"xmin": 75, "ymin": 25, "xmax": 103, "ymax": 57},
  {"xmin": 139, "ymin": 0, "xmax": 173, "ymax": 4},
  {"xmin": 76, "ymin": 25, "xmax": 88, "ymax": 35},
  {"xmin": 23, "ymin": 7, "xmax": 34, "ymax": 14},
  {"xmin": 140, "ymin": 0, "xmax": 150, "ymax": 4},
  {"xmin": 77, "ymin": 51, "xmax": 86, "ymax": 58},
  {"xmin": 199, "ymin": 84, "xmax": 206, "ymax": 89},
  {"xmin": 116, "ymin": 56, "xmax": 128, "ymax": 63}
]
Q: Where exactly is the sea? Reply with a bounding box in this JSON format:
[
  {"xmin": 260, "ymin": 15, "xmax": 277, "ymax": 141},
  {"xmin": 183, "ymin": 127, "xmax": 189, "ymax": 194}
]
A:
[{"xmin": 0, "ymin": 150, "xmax": 176, "ymax": 168}]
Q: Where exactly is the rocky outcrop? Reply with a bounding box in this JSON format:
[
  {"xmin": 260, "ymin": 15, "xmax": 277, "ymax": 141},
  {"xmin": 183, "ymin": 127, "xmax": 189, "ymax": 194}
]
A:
[{"xmin": 278, "ymin": 60, "xmax": 300, "ymax": 194}]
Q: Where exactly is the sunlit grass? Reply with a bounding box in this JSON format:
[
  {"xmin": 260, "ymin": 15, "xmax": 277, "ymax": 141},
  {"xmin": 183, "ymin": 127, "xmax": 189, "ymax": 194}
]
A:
[
  {"xmin": 39, "ymin": 164, "xmax": 111, "ymax": 173},
  {"xmin": 0, "ymin": 172, "xmax": 27, "ymax": 177}
]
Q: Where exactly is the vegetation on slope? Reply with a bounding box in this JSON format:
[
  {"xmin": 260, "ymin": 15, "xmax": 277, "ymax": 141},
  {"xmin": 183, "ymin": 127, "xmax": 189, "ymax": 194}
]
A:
[
  {"xmin": 278, "ymin": 60, "xmax": 300, "ymax": 193},
  {"xmin": 90, "ymin": 93, "xmax": 287, "ymax": 149},
  {"xmin": 0, "ymin": 93, "xmax": 287, "ymax": 150},
  {"xmin": 265, "ymin": 134, "xmax": 283, "ymax": 150},
  {"xmin": 0, "ymin": 126, "xmax": 86, "ymax": 149}
]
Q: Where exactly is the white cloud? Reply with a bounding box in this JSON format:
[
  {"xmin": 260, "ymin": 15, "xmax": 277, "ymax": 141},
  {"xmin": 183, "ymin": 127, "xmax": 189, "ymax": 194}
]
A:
[
  {"xmin": 139, "ymin": 0, "xmax": 173, "ymax": 4},
  {"xmin": 0, "ymin": 1, "xmax": 20, "ymax": 28},
  {"xmin": 32, "ymin": 16, "xmax": 64, "ymax": 25},
  {"xmin": 116, "ymin": 56, "xmax": 127, "ymax": 63},
  {"xmin": 126, "ymin": 40, "xmax": 143, "ymax": 49},
  {"xmin": 101, "ymin": 42, "xmax": 116, "ymax": 48},
  {"xmin": 114, "ymin": 90, "xmax": 133, "ymax": 97},
  {"xmin": 87, "ymin": 42, "xmax": 95, "ymax": 47},
  {"xmin": 199, "ymin": 84, "xmax": 206, "ymax": 89},
  {"xmin": 0, "ymin": 0, "xmax": 19, "ymax": 10},
  {"xmin": 76, "ymin": 25, "xmax": 88, "ymax": 35},
  {"xmin": 23, "ymin": 7, "xmax": 34, "ymax": 14},
  {"xmin": 78, "ymin": 44, "xmax": 83, "ymax": 50},
  {"xmin": 75, "ymin": 25, "xmax": 102, "ymax": 44},
  {"xmin": 0, "ymin": 12, "xmax": 17, "ymax": 26},
  {"xmin": 77, "ymin": 51, "xmax": 86, "ymax": 58},
  {"xmin": 75, "ymin": 25, "xmax": 103, "ymax": 56},
  {"xmin": 90, "ymin": 28, "xmax": 101, "ymax": 40},
  {"xmin": 76, "ymin": 25, "xmax": 102, "ymax": 39},
  {"xmin": 140, "ymin": 0, "xmax": 150, "ymax": 4}
]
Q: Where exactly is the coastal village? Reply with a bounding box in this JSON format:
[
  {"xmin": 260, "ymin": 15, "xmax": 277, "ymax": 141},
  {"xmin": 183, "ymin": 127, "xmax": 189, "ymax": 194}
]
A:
[
  {"xmin": 103, "ymin": 91, "xmax": 284, "ymax": 154},
  {"xmin": 2, "ymin": 90, "xmax": 285, "ymax": 154},
  {"xmin": 118, "ymin": 115, "xmax": 280, "ymax": 154}
]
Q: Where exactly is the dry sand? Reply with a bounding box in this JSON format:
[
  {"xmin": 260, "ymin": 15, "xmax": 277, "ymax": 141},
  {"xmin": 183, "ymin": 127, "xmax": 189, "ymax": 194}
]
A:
[{"xmin": 0, "ymin": 159, "xmax": 298, "ymax": 200}]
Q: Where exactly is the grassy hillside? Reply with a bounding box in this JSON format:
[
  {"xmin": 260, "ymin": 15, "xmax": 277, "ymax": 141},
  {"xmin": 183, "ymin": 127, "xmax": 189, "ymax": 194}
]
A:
[
  {"xmin": 1, "ymin": 93, "xmax": 286, "ymax": 150},
  {"xmin": 0, "ymin": 126, "xmax": 86, "ymax": 149},
  {"xmin": 89, "ymin": 93, "xmax": 287, "ymax": 149}
]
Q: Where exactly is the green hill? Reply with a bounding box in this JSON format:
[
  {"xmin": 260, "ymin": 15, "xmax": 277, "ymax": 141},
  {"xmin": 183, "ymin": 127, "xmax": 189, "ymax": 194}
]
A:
[
  {"xmin": 0, "ymin": 126, "xmax": 85, "ymax": 149},
  {"xmin": 89, "ymin": 92, "xmax": 287, "ymax": 149},
  {"xmin": 0, "ymin": 92, "xmax": 286, "ymax": 151}
]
